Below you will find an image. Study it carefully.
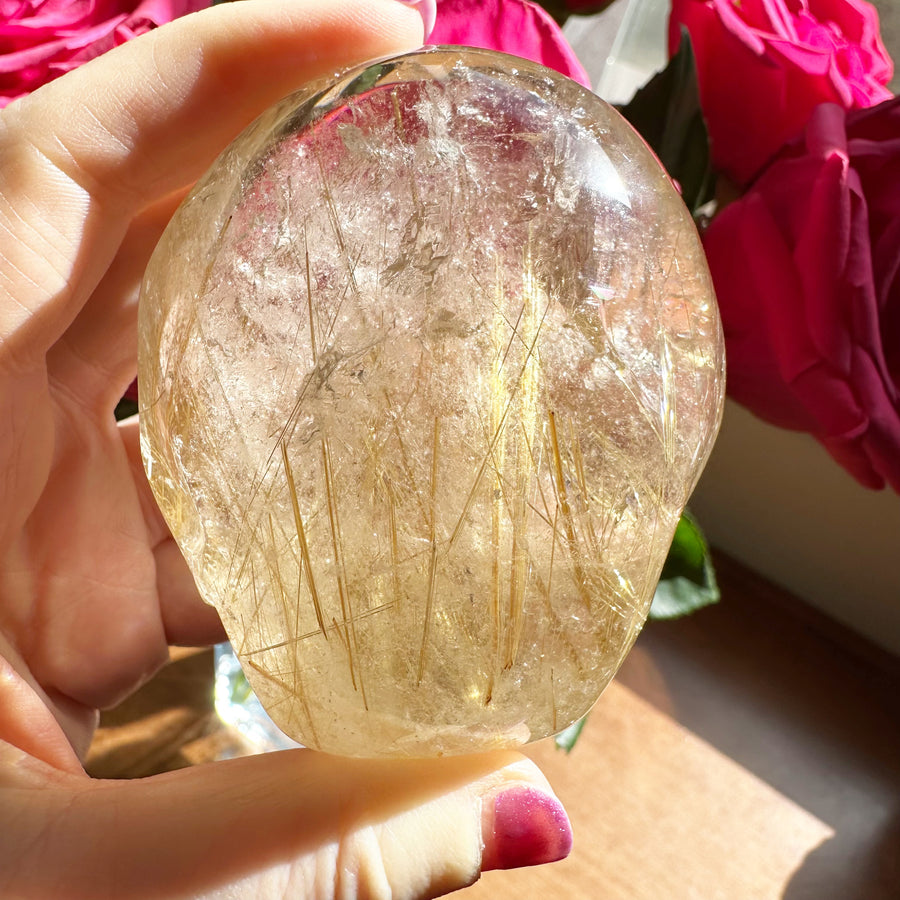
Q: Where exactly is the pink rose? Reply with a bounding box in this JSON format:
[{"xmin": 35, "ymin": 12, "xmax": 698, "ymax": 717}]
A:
[
  {"xmin": 0, "ymin": 0, "xmax": 207, "ymax": 107},
  {"xmin": 669, "ymin": 0, "xmax": 893, "ymax": 185},
  {"xmin": 431, "ymin": 0, "xmax": 591, "ymax": 88},
  {"xmin": 704, "ymin": 98, "xmax": 900, "ymax": 492}
]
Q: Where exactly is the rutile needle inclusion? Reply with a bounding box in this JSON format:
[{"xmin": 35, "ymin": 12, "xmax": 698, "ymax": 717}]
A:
[{"xmin": 138, "ymin": 47, "xmax": 725, "ymax": 757}]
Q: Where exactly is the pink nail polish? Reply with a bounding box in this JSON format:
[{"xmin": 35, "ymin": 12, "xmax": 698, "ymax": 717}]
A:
[
  {"xmin": 396, "ymin": 0, "xmax": 437, "ymax": 41},
  {"xmin": 482, "ymin": 785, "xmax": 573, "ymax": 871}
]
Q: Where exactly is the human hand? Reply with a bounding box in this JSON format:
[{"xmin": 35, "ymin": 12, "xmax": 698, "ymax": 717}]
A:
[{"xmin": 0, "ymin": 1, "xmax": 572, "ymax": 897}]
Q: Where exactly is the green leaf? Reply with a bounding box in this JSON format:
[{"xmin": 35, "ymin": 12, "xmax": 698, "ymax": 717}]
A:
[
  {"xmin": 649, "ymin": 509, "xmax": 719, "ymax": 621},
  {"xmin": 230, "ymin": 668, "xmax": 254, "ymax": 706},
  {"xmin": 554, "ymin": 714, "xmax": 588, "ymax": 753},
  {"xmin": 617, "ymin": 29, "xmax": 715, "ymax": 216}
]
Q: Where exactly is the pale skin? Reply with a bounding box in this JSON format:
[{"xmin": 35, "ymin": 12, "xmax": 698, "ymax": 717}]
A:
[{"xmin": 0, "ymin": 1, "xmax": 570, "ymax": 897}]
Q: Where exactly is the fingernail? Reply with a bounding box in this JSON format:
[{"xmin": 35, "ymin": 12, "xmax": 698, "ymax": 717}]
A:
[
  {"xmin": 482, "ymin": 785, "xmax": 573, "ymax": 871},
  {"xmin": 396, "ymin": 0, "xmax": 437, "ymax": 40}
]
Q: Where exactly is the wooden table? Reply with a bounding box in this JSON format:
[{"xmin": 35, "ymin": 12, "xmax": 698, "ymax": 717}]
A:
[{"xmin": 87, "ymin": 554, "xmax": 900, "ymax": 899}]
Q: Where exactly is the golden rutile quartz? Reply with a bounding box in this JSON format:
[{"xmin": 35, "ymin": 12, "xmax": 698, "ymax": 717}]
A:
[{"xmin": 138, "ymin": 47, "xmax": 725, "ymax": 757}]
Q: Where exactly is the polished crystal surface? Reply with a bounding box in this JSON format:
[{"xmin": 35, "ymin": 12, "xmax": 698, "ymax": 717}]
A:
[{"xmin": 138, "ymin": 47, "xmax": 725, "ymax": 757}]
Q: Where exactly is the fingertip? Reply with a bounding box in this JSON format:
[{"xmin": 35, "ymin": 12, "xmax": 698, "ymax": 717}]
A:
[
  {"xmin": 481, "ymin": 783, "xmax": 573, "ymax": 872},
  {"xmin": 394, "ymin": 0, "xmax": 437, "ymax": 40}
]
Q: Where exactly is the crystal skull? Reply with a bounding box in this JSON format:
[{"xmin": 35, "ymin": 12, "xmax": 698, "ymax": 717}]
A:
[{"xmin": 138, "ymin": 47, "xmax": 725, "ymax": 757}]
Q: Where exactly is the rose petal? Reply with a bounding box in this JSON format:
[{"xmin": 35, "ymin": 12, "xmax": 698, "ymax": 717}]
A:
[
  {"xmin": 0, "ymin": 0, "xmax": 205, "ymax": 101},
  {"xmin": 704, "ymin": 98, "xmax": 900, "ymax": 492},
  {"xmin": 431, "ymin": 0, "xmax": 590, "ymax": 88},
  {"xmin": 704, "ymin": 195, "xmax": 821, "ymax": 432},
  {"xmin": 669, "ymin": 0, "xmax": 894, "ymax": 185}
]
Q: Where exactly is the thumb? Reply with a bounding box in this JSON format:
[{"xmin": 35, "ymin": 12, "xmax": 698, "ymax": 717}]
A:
[{"xmin": 5, "ymin": 747, "xmax": 571, "ymax": 899}]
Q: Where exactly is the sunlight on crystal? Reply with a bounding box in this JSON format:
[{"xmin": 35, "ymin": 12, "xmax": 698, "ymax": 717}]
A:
[{"xmin": 138, "ymin": 47, "xmax": 724, "ymax": 758}]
